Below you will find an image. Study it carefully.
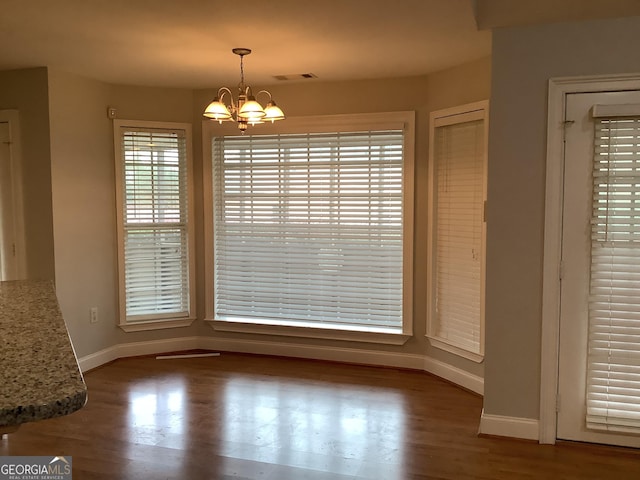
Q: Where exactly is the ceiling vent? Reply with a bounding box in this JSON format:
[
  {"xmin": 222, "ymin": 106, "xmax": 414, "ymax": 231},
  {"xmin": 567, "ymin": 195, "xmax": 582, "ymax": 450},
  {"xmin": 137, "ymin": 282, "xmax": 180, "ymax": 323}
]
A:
[{"xmin": 274, "ymin": 73, "xmax": 318, "ymax": 81}]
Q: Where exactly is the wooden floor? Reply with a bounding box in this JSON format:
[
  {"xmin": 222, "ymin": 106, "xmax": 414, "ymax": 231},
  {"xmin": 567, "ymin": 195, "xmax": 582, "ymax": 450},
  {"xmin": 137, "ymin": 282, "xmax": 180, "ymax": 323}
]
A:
[{"xmin": 2, "ymin": 353, "xmax": 639, "ymax": 479}]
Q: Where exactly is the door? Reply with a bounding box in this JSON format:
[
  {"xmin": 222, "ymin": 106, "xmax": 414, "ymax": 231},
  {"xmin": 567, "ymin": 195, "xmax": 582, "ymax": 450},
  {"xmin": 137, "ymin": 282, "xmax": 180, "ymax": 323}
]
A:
[
  {"xmin": 558, "ymin": 90, "xmax": 640, "ymax": 447},
  {"xmin": 0, "ymin": 121, "xmax": 17, "ymax": 280}
]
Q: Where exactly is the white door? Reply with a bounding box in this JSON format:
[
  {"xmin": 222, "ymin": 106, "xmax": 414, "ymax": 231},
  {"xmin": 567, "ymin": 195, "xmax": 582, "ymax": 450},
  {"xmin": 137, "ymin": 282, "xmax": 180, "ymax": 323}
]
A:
[
  {"xmin": 0, "ymin": 121, "xmax": 17, "ymax": 280},
  {"xmin": 558, "ymin": 90, "xmax": 640, "ymax": 447}
]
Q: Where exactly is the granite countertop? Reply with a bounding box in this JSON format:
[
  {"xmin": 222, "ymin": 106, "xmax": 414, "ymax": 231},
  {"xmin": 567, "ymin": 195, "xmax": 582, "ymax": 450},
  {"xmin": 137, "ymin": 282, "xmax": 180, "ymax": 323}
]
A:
[{"xmin": 0, "ymin": 280, "xmax": 87, "ymax": 428}]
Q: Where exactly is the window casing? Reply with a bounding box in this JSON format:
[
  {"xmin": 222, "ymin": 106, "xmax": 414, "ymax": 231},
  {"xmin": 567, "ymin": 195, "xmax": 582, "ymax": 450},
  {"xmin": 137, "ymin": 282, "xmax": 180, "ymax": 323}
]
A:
[
  {"xmin": 114, "ymin": 120, "xmax": 195, "ymax": 332},
  {"xmin": 204, "ymin": 113, "xmax": 414, "ymax": 344},
  {"xmin": 427, "ymin": 102, "xmax": 488, "ymax": 362}
]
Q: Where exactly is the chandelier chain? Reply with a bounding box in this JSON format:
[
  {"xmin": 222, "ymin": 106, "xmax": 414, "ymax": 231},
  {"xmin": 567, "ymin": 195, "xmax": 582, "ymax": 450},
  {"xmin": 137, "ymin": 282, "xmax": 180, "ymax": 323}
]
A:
[{"xmin": 239, "ymin": 54, "xmax": 245, "ymax": 89}]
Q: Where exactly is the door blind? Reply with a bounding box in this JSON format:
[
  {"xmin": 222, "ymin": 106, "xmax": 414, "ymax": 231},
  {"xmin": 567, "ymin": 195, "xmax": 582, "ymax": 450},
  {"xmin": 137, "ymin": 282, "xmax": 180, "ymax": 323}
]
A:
[
  {"xmin": 432, "ymin": 119, "xmax": 484, "ymax": 355},
  {"xmin": 121, "ymin": 128, "xmax": 190, "ymax": 320},
  {"xmin": 587, "ymin": 117, "xmax": 640, "ymax": 433},
  {"xmin": 212, "ymin": 131, "xmax": 404, "ymax": 329}
]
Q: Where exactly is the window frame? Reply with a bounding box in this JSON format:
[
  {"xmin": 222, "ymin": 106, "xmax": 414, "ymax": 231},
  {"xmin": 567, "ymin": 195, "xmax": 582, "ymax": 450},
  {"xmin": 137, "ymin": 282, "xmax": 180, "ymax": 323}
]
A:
[
  {"xmin": 426, "ymin": 101, "xmax": 488, "ymax": 362},
  {"xmin": 113, "ymin": 119, "xmax": 196, "ymax": 332},
  {"xmin": 203, "ymin": 112, "xmax": 415, "ymax": 345}
]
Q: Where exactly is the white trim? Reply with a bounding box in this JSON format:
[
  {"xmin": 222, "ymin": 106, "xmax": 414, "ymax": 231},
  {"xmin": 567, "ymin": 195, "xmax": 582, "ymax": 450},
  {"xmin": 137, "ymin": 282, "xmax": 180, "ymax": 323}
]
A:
[
  {"xmin": 78, "ymin": 336, "xmax": 423, "ymax": 372},
  {"xmin": 207, "ymin": 112, "xmax": 412, "ymax": 136},
  {"xmin": 77, "ymin": 335, "xmax": 484, "ymax": 396},
  {"xmin": 199, "ymin": 336, "xmax": 426, "ymax": 370},
  {"xmin": 206, "ymin": 319, "xmax": 410, "ymax": 346},
  {"xmin": 423, "ymin": 355, "xmax": 484, "ymax": 395},
  {"xmin": 403, "ymin": 112, "xmax": 416, "ymax": 338},
  {"xmin": 118, "ymin": 317, "xmax": 196, "ymax": 332},
  {"xmin": 541, "ymin": 73, "xmax": 640, "ymax": 445},
  {"xmin": 202, "ymin": 120, "xmax": 215, "ymax": 322},
  {"xmin": 479, "ymin": 409, "xmax": 539, "ymax": 441},
  {"xmin": 78, "ymin": 336, "xmax": 201, "ymax": 372},
  {"xmin": 426, "ymin": 337, "xmax": 484, "ymax": 364},
  {"xmin": 112, "ymin": 119, "xmax": 196, "ymax": 328}
]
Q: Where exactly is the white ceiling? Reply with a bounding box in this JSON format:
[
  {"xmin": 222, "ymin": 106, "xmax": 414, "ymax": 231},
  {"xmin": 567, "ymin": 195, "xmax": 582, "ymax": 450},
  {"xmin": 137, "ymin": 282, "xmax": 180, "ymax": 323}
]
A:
[{"xmin": 0, "ymin": 0, "xmax": 638, "ymax": 90}]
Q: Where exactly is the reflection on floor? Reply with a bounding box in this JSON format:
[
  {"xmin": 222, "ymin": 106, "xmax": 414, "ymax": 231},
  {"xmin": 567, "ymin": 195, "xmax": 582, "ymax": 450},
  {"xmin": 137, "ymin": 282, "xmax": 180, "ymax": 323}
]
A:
[{"xmin": 2, "ymin": 352, "xmax": 639, "ymax": 479}]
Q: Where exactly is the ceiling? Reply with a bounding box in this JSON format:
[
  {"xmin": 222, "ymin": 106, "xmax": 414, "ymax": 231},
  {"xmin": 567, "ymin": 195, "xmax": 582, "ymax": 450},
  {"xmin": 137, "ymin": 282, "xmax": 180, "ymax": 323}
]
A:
[{"xmin": 0, "ymin": 0, "xmax": 638, "ymax": 90}]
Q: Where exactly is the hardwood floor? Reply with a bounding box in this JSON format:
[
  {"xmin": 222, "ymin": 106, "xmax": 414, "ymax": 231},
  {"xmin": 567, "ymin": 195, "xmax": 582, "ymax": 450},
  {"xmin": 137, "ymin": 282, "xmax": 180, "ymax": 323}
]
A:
[{"xmin": 2, "ymin": 352, "xmax": 639, "ymax": 479}]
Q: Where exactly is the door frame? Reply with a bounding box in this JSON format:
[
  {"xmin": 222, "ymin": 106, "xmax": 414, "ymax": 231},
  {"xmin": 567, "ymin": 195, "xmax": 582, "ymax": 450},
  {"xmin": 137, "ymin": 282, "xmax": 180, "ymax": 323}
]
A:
[
  {"xmin": 0, "ymin": 109, "xmax": 26, "ymax": 280},
  {"xmin": 541, "ymin": 73, "xmax": 640, "ymax": 444}
]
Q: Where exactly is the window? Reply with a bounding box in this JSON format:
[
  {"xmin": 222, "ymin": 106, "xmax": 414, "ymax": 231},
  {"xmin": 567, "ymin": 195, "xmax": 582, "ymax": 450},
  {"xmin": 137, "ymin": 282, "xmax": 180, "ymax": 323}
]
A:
[
  {"xmin": 587, "ymin": 113, "xmax": 640, "ymax": 433},
  {"xmin": 205, "ymin": 113, "xmax": 414, "ymax": 344},
  {"xmin": 114, "ymin": 120, "xmax": 195, "ymax": 331},
  {"xmin": 427, "ymin": 102, "xmax": 488, "ymax": 362}
]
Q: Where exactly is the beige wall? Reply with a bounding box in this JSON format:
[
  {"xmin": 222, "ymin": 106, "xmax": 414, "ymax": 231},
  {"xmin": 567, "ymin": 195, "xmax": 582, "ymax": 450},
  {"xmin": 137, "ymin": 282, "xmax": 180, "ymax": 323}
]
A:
[
  {"xmin": 0, "ymin": 67, "xmax": 55, "ymax": 280},
  {"xmin": 15, "ymin": 56, "xmax": 491, "ymax": 370},
  {"xmin": 48, "ymin": 69, "xmax": 198, "ymax": 357},
  {"xmin": 484, "ymin": 15, "xmax": 640, "ymax": 419}
]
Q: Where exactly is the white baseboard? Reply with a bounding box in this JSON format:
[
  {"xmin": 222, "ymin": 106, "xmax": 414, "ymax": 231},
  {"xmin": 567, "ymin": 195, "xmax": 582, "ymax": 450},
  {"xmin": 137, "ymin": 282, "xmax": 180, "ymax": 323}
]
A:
[
  {"xmin": 479, "ymin": 409, "xmax": 539, "ymax": 441},
  {"xmin": 423, "ymin": 356, "xmax": 484, "ymax": 395},
  {"xmin": 78, "ymin": 335, "xmax": 484, "ymax": 402},
  {"xmin": 199, "ymin": 336, "xmax": 426, "ymax": 370},
  {"xmin": 78, "ymin": 336, "xmax": 201, "ymax": 372}
]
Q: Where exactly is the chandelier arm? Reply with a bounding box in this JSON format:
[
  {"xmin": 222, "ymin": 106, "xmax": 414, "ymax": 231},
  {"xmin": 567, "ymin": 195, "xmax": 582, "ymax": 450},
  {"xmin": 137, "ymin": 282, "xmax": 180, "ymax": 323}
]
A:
[
  {"xmin": 217, "ymin": 87, "xmax": 236, "ymax": 112},
  {"xmin": 256, "ymin": 90, "xmax": 274, "ymax": 102}
]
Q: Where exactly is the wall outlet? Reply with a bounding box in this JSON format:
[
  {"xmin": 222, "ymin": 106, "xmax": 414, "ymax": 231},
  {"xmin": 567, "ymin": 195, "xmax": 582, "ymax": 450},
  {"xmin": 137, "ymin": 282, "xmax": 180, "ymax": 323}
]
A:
[{"xmin": 90, "ymin": 307, "xmax": 99, "ymax": 324}]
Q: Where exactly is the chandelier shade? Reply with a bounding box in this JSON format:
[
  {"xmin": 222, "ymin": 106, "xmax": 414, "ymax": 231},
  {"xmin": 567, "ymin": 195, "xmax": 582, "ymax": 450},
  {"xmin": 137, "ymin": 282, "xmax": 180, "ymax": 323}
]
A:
[
  {"xmin": 263, "ymin": 100, "xmax": 285, "ymax": 122},
  {"xmin": 238, "ymin": 97, "xmax": 267, "ymax": 120},
  {"xmin": 203, "ymin": 95, "xmax": 232, "ymax": 121},
  {"xmin": 203, "ymin": 48, "xmax": 285, "ymax": 131}
]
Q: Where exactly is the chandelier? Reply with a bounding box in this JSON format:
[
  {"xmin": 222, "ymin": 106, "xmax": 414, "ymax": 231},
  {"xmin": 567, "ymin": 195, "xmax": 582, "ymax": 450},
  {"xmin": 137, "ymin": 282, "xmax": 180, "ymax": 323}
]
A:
[{"xmin": 203, "ymin": 48, "xmax": 285, "ymax": 131}]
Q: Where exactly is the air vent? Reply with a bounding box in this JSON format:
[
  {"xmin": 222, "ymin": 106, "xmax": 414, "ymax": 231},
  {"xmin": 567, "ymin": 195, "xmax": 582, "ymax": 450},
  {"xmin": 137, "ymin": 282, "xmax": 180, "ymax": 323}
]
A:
[{"xmin": 273, "ymin": 73, "xmax": 318, "ymax": 81}]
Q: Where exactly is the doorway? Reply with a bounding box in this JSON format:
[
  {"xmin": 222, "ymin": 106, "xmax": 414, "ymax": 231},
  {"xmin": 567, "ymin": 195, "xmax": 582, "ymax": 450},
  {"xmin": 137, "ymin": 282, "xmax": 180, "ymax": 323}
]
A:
[
  {"xmin": 556, "ymin": 90, "xmax": 640, "ymax": 448},
  {"xmin": 0, "ymin": 110, "xmax": 25, "ymax": 281}
]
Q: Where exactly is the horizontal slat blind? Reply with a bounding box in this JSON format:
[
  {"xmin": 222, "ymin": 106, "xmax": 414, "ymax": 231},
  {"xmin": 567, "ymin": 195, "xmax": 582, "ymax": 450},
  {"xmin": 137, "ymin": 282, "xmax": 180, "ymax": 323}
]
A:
[
  {"xmin": 121, "ymin": 128, "xmax": 190, "ymax": 320},
  {"xmin": 433, "ymin": 119, "xmax": 484, "ymax": 354},
  {"xmin": 587, "ymin": 117, "xmax": 640, "ymax": 433},
  {"xmin": 212, "ymin": 131, "xmax": 404, "ymax": 329}
]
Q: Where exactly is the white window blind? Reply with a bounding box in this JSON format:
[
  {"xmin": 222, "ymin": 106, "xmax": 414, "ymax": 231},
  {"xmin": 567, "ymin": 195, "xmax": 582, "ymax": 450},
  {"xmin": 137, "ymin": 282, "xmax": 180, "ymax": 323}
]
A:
[
  {"xmin": 118, "ymin": 127, "xmax": 191, "ymax": 322},
  {"xmin": 428, "ymin": 112, "xmax": 485, "ymax": 358},
  {"xmin": 587, "ymin": 117, "xmax": 640, "ymax": 433},
  {"xmin": 212, "ymin": 130, "xmax": 404, "ymax": 330}
]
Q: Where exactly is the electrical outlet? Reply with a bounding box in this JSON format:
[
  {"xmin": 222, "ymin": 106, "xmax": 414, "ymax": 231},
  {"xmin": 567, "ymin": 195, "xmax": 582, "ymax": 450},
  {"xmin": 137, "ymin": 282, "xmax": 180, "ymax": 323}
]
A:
[{"xmin": 90, "ymin": 307, "xmax": 99, "ymax": 324}]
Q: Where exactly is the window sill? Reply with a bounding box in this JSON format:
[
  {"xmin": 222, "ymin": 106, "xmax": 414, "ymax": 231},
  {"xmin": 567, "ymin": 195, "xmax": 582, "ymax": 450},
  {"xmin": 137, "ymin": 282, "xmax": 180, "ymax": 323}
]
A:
[
  {"xmin": 118, "ymin": 317, "xmax": 196, "ymax": 333},
  {"xmin": 206, "ymin": 318, "xmax": 411, "ymax": 345},
  {"xmin": 426, "ymin": 335, "xmax": 484, "ymax": 363}
]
